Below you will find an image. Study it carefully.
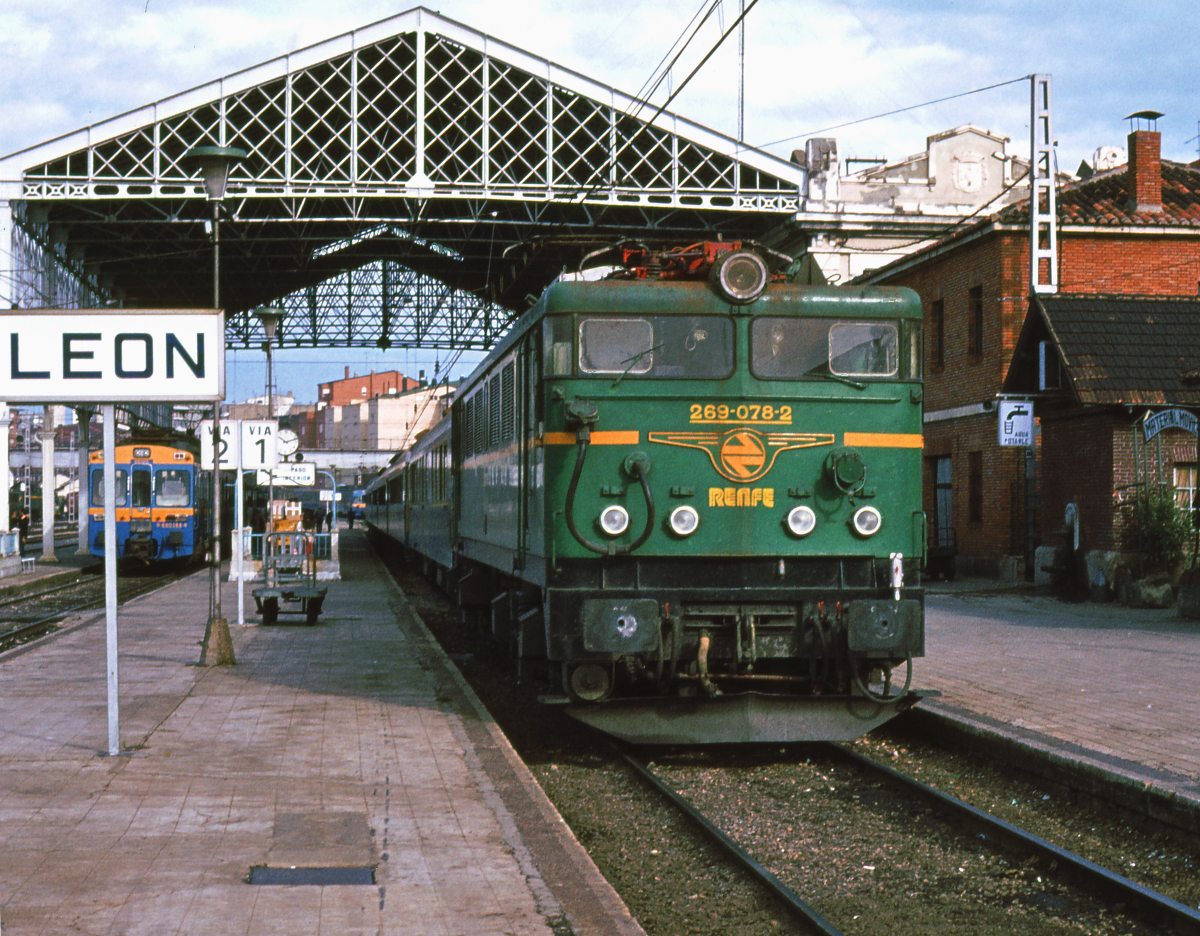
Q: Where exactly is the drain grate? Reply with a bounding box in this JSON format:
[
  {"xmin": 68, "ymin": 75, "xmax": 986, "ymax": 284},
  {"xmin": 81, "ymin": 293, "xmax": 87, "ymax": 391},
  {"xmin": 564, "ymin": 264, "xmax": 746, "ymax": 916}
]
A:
[{"xmin": 249, "ymin": 866, "xmax": 375, "ymax": 886}]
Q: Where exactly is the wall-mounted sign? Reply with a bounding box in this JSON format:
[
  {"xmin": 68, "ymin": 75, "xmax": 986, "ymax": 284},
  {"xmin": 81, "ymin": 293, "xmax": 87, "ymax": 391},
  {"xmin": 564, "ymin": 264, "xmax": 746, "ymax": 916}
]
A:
[
  {"xmin": 0, "ymin": 309, "xmax": 223, "ymax": 402},
  {"xmin": 1144, "ymin": 408, "xmax": 1198, "ymax": 441},
  {"xmin": 997, "ymin": 399, "xmax": 1034, "ymax": 447}
]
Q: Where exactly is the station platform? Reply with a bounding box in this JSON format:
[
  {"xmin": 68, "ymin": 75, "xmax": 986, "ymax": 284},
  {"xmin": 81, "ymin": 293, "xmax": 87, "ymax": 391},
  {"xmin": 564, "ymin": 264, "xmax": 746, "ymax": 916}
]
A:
[
  {"xmin": 0, "ymin": 530, "xmax": 644, "ymax": 936},
  {"xmin": 917, "ymin": 578, "xmax": 1200, "ymax": 829},
  {"xmin": 5, "ymin": 548, "xmax": 1200, "ymax": 935}
]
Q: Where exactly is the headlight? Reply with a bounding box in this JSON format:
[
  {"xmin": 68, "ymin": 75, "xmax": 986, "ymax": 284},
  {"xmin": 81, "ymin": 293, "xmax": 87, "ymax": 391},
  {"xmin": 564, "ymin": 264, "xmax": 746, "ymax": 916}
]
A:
[
  {"xmin": 786, "ymin": 505, "xmax": 816, "ymax": 537},
  {"xmin": 668, "ymin": 505, "xmax": 700, "ymax": 536},
  {"xmin": 599, "ymin": 504, "xmax": 630, "ymax": 536},
  {"xmin": 852, "ymin": 505, "xmax": 882, "ymax": 537}
]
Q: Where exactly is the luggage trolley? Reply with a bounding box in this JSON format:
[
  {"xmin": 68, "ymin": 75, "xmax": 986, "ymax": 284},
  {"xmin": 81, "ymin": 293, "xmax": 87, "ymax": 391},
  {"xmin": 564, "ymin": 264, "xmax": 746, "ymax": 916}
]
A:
[{"xmin": 253, "ymin": 531, "xmax": 328, "ymax": 625}]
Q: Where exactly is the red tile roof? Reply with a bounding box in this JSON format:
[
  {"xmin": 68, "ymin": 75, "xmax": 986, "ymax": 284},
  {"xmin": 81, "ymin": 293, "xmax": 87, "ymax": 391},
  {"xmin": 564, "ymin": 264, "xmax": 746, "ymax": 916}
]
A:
[{"xmin": 997, "ymin": 161, "xmax": 1200, "ymax": 227}]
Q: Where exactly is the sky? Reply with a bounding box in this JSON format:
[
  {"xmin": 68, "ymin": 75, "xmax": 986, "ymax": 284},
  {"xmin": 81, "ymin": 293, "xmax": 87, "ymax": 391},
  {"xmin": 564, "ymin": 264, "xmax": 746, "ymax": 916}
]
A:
[{"xmin": 2, "ymin": 0, "xmax": 1197, "ymax": 403}]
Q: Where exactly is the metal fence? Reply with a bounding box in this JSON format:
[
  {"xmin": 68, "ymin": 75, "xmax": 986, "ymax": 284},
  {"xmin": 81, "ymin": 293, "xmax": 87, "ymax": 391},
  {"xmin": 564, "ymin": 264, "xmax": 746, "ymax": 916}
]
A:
[{"xmin": 242, "ymin": 531, "xmax": 334, "ymax": 560}]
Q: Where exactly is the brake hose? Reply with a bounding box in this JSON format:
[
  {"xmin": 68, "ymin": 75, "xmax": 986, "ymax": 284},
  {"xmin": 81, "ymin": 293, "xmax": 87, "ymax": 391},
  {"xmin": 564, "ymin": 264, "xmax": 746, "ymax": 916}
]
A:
[
  {"xmin": 850, "ymin": 652, "xmax": 913, "ymax": 703},
  {"xmin": 564, "ymin": 434, "xmax": 655, "ymax": 555}
]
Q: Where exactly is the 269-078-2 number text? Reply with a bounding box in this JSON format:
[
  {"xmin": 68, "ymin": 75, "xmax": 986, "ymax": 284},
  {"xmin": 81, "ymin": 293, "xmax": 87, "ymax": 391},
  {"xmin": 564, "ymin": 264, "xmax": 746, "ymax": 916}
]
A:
[{"xmin": 689, "ymin": 403, "xmax": 792, "ymax": 424}]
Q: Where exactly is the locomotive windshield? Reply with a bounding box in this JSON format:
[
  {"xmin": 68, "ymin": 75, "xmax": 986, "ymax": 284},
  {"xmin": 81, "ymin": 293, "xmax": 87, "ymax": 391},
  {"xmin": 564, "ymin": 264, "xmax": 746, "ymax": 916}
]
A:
[
  {"xmin": 751, "ymin": 318, "xmax": 900, "ymax": 380},
  {"xmin": 155, "ymin": 469, "xmax": 191, "ymax": 507},
  {"xmin": 565, "ymin": 315, "xmax": 734, "ymax": 378}
]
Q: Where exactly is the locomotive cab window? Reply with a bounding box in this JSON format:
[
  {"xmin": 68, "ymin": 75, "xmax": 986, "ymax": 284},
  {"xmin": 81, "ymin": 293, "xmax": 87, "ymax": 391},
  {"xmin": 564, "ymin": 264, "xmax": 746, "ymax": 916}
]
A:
[
  {"xmin": 155, "ymin": 469, "xmax": 191, "ymax": 507},
  {"xmin": 752, "ymin": 317, "xmax": 900, "ymax": 380},
  {"xmin": 90, "ymin": 469, "xmax": 128, "ymax": 506},
  {"xmin": 579, "ymin": 318, "xmax": 653, "ymax": 374},
  {"xmin": 577, "ymin": 315, "xmax": 733, "ymax": 378},
  {"xmin": 829, "ymin": 322, "xmax": 898, "ymax": 377},
  {"xmin": 544, "ymin": 316, "xmax": 573, "ymax": 376}
]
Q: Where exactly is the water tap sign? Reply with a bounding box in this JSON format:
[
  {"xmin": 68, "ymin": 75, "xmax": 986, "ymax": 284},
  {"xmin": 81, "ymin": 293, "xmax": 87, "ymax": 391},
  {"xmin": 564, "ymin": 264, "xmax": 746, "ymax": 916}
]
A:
[
  {"xmin": 997, "ymin": 399, "xmax": 1034, "ymax": 447},
  {"xmin": 0, "ymin": 310, "xmax": 223, "ymax": 402}
]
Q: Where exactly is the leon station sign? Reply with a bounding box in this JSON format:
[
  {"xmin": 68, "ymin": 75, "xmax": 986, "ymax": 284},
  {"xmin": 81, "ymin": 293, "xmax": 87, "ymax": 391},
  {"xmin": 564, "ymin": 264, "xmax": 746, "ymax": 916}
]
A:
[{"xmin": 0, "ymin": 309, "xmax": 224, "ymax": 403}]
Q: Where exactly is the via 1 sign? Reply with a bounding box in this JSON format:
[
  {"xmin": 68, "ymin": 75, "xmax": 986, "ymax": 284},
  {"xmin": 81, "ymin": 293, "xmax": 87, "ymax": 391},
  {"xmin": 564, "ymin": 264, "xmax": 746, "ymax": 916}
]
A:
[{"xmin": 0, "ymin": 309, "xmax": 224, "ymax": 402}]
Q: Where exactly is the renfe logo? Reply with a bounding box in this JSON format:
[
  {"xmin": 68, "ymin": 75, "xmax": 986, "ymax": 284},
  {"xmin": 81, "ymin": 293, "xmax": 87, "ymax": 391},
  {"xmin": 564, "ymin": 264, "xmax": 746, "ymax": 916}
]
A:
[{"xmin": 0, "ymin": 310, "xmax": 223, "ymax": 402}]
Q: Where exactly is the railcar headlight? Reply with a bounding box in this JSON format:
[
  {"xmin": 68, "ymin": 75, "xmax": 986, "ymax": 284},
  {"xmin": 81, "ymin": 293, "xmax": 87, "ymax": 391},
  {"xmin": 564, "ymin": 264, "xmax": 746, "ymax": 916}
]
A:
[
  {"xmin": 599, "ymin": 504, "xmax": 630, "ymax": 536},
  {"xmin": 786, "ymin": 505, "xmax": 817, "ymax": 537},
  {"xmin": 668, "ymin": 505, "xmax": 700, "ymax": 537},
  {"xmin": 851, "ymin": 505, "xmax": 882, "ymax": 537}
]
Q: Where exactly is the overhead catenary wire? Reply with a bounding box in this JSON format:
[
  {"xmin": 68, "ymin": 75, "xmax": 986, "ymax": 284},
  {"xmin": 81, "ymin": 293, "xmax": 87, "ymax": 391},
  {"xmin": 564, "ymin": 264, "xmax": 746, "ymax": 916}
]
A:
[
  {"xmin": 758, "ymin": 75, "xmax": 1030, "ymax": 151},
  {"xmin": 567, "ymin": 0, "xmax": 761, "ymax": 204}
]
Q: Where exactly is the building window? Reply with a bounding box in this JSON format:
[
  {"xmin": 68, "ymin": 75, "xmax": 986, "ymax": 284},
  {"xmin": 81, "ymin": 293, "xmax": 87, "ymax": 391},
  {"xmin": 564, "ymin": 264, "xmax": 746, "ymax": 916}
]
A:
[
  {"xmin": 932, "ymin": 299, "xmax": 944, "ymax": 369},
  {"xmin": 968, "ymin": 450, "xmax": 983, "ymax": 524},
  {"xmin": 933, "ymin": 456, "xmax": 952, "ymax": 545},
  {"xmin": 1176, "ymin": 463, "xmax": 1197, "ymax": 512},
  {"xmin": 968, "ymin": 285, "xmax": 984, "ymax": 357}
]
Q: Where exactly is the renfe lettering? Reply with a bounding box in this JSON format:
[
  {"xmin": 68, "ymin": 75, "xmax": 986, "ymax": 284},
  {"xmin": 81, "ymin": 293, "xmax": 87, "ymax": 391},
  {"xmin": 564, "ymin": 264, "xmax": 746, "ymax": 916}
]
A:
[
  {"xmin": 11, "ymin": 332, "xmax": 206, "ymax": 380},
  {"xmin": 709, "ymin": 487, "xmax": 775, "ymax": 508}
]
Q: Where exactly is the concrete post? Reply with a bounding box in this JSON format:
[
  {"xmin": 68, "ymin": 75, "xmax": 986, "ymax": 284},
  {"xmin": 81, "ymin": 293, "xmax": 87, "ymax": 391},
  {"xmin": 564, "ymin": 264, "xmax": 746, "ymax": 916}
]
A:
[
  {"xmin": 40, "ymin": 405, "xmax": 57, "ymax": 562},
  {"xmin": 0, "ymin": 406, "xmax": 9, "ymax": 533},
  {"xmin": 77, "ymin": 408, "xmax": 90, "ymax": 554}
]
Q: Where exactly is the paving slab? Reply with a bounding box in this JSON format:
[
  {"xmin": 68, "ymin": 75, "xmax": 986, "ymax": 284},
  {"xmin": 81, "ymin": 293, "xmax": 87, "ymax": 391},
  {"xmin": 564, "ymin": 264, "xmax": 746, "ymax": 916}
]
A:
[
  {"xmin": 0, "ymin": 531, "xmax": 643, "ymax": 936},
  {"xmin": 917, "ymin": 580, "xmax": 1200, "ymax": 818}
]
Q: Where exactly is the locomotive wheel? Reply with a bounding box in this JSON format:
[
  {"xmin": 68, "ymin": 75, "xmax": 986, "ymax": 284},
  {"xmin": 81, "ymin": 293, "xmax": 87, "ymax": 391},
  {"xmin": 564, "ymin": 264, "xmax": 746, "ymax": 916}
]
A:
[{"xmin": 563, "ymin": 662, "xmax": 614, "ymax": 703}]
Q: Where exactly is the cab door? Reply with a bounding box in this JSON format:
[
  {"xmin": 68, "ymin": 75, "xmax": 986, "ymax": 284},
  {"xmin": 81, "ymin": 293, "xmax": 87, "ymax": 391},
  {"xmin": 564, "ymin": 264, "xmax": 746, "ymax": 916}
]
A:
[{"xmin": 130, "ymin": 464, "xmax": 153, "ymax": 552}]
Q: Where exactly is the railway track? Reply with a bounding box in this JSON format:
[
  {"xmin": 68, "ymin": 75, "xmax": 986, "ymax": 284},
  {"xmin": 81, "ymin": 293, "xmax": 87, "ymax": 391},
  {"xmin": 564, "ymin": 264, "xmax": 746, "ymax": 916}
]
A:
[
  {"xmin": 620, "ymin": 745, "xmax": 1200, "ymax": 936},
  {"xmin": 383, "ymin": 547, "xmax": 1200, "ymax": 936},
  {"xmin": 0, "ymin": 570, "xmax": 185, "ymax": 654}
]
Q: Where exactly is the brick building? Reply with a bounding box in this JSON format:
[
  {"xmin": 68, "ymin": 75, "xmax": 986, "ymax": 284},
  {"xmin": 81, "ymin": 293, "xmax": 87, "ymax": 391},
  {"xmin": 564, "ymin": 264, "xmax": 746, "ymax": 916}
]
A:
[
  {"xmin": 855, "ymin": 128, "xmax": 1200, "ymax": 580},
  {"xmin": 1004, "ymin": 296, "xmax": 1200, "ymax": 585},
  {"xmin": 317, "ymin": 368, "xmax": 419, "ymax": 407}
]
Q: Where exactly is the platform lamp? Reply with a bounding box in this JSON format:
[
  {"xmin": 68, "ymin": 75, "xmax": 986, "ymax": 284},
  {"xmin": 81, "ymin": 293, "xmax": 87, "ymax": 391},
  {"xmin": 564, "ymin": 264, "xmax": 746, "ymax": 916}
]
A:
[
  {"xmin": 255, "ymin": 306, "xmax": 286, "ymax": 540},
  {"xmin": 184, "ymin": 144, "xmax": 246, "ymax": 667}
]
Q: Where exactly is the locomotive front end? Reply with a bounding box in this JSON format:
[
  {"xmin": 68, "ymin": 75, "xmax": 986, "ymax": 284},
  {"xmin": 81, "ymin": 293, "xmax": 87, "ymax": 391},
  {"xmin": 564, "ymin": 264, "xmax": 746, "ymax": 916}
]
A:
[{"xmin": 537, "ymin": 245, "xmax": 931, "ymax": 742}]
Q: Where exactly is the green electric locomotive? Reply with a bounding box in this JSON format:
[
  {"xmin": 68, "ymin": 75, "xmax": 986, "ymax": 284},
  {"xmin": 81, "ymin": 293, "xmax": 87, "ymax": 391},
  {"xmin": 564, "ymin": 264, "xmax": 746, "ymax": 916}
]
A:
[{"xmin": 367, "ymin": 242, "xmax": 932, "ymax": 743}]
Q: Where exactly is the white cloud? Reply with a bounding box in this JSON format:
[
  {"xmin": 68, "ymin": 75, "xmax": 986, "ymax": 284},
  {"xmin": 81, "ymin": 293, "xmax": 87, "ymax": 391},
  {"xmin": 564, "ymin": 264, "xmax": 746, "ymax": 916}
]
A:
[{"xmin": 2, "ymin": 1, "xmax": 1197, "ymax": 170}]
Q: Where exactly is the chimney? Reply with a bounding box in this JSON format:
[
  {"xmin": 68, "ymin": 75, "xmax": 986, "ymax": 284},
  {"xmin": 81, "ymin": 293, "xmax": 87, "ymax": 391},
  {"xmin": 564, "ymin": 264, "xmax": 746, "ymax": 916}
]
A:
[
  {"xmin": 345, "ymin": 365, "xmax": 350, "ymax": 379},
  {"xmin": 1126, "ymin": 129, "xmax": 1163, "ymax": 213}
]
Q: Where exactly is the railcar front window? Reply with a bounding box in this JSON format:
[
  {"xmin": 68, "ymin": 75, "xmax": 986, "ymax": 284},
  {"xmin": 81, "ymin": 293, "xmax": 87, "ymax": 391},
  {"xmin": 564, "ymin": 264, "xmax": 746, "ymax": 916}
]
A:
[
  {"xmin": 155, "ymin": 469, "xmax": 191, "ymax": 507},
  {"xmin": 91, "ymin": 469, "xmax": 128, "ymax": 507},
  {"xmin": 131, "ymin": 469, "xmax": 152, "ymax": 508},
  {"xmin": 578, "ymin": 316, "xmax": 733, "ymax": 378}
]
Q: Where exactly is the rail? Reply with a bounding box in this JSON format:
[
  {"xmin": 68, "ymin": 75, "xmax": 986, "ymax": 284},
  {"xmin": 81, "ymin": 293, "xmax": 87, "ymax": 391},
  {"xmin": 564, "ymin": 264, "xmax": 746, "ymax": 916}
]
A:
[
  {"xmin": 619, "ymin": 743, "xmax": 1200, "ymax": 936},
  {"xmin": 617, "ymin": 748, "xmax": 846, "ymax": 936},
  {"xmin": 831, "ymin": 744, "xmax": 1200, "ymax": 936}
]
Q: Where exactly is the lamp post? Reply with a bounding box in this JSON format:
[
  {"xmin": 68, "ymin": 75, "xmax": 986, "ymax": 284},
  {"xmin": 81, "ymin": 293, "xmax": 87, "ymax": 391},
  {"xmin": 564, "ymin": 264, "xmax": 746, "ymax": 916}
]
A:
[
  {"xmin": 255, "ymin": 307, "xmax": 286, "ymax": 540},
  {"xmin": 184, "ymin": 144, "xmax": 246, "ymax": 667}
]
